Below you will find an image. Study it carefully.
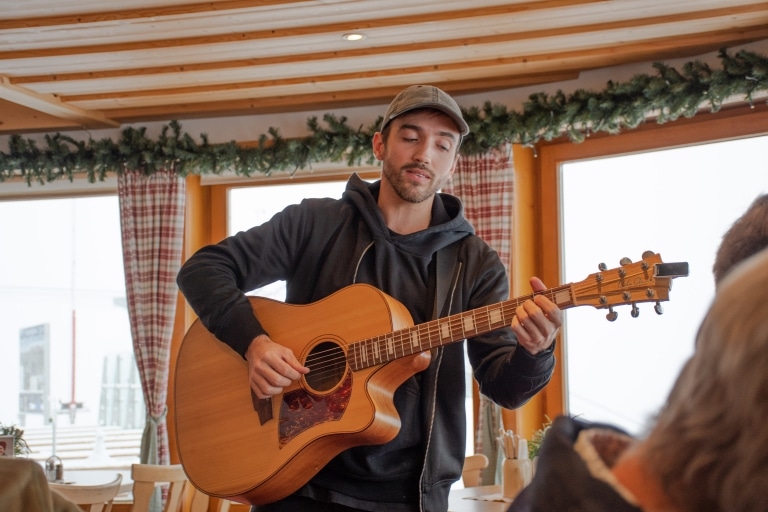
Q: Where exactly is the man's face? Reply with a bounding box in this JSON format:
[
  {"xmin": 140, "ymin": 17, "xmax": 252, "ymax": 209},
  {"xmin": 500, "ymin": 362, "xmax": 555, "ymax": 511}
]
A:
[{"xmin": 374, "ymin": 109, "xmax": 460, "ymax": 204}]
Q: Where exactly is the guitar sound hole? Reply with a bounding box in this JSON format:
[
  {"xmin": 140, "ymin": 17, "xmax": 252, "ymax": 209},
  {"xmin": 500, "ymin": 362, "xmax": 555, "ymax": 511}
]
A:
[{"xmin": 304, "ymin": 341, "xmax": 347, "ymax": 393}]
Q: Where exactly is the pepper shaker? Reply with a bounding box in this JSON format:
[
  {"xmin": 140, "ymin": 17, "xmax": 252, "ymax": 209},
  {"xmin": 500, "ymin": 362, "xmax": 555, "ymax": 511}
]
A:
[{"xmin": 45, "ymin": 455, "xmax": 63, "ymax": 482}]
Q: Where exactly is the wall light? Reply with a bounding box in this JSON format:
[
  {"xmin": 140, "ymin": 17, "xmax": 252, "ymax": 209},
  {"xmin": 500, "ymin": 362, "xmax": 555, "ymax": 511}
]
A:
[{"xmin": 342, "ymin": 33, "xmax": 366, "ymax": 41}]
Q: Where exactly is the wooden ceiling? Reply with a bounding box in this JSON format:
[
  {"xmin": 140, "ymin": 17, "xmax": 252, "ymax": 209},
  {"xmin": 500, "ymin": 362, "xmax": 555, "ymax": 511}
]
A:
[{"xmin": 2, "ymin": 0, "xmax": 767, "ymax": 135}]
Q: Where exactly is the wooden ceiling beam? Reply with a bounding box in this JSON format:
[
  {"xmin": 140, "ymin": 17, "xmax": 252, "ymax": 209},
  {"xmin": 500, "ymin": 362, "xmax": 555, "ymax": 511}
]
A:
[
  {"xmin": 52, "ymin": 24, "xmax": 768, "ymax": 106},
  {"xmin": 88, "ymin": 72, "xmax": 580, "ymax": 123},
  {"xmin": 0, "ymin": 76, "xmax": 118, "ymax": 128},
  {"xmin": 6, "ymin": 4, "xmax": 767, "ymax": 82},
  {"xmin": 0, "ymin": 1, "xmax": 301, "ymax": 29},
  {"xmin": 2, "ymin": 0, "xmax": 604, "ymax": 31},
  {"xmin": 57, "ymin": 65, "xmax": 581, "ymax": 102},
  {"xmin": 0, "ymin": 1, "xmax": 614, "ymax": 60}
]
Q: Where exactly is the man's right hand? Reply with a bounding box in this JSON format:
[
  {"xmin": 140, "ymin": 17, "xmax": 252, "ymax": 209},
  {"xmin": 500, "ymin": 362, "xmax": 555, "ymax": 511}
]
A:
[{"xmin": 245, "ymin": 334, "xmax": 309, "ymax": 399}]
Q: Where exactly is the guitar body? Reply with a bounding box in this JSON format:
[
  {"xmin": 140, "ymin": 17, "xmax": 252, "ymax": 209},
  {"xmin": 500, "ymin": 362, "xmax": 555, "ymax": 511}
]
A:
[{"xmin": 175, "ymin": 284, "xmax": 418, "ymax": 504}]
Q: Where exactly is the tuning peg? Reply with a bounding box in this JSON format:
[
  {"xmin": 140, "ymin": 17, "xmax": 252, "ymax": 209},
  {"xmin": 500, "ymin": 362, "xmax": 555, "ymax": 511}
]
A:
[
  {"xmin": 641, "ymin": 250, "xmax": 655, "ymax": 259},
  {"xmin": 598, "ymin": 262, "xmax": 607, "ymax": 271},
  {"xmin": 606, "ymin": 307, "xmax": 618, "ymax": 322},
  {"xmin": 631, "ymin": 304, "xmax": 640, "ymax": 318},
  {"xmin": 620, "ymin": 257, "xmax": 632, "ymax": 265},
  {"xmin": 654, "ymin": 302, "xmax": 664, "ymax": 315}
]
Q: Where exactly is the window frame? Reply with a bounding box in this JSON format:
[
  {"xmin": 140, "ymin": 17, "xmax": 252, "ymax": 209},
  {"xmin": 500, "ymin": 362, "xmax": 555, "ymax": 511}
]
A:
[{"xmin": 531, "ymin": 103, "xmax": 768, "ymax": 423}]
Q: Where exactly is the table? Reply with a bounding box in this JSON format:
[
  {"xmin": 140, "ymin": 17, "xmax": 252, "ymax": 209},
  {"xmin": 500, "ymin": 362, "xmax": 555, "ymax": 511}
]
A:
[{"xmin": 448, "ymin": 485, "xmax": 511, "ymax": 512}]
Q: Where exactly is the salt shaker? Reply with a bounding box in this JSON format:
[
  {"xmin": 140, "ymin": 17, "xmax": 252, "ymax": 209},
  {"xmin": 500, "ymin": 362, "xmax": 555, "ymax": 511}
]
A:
[{"xmin": 45, "ymin": 455, "xmax": 63, "ymax": 482}]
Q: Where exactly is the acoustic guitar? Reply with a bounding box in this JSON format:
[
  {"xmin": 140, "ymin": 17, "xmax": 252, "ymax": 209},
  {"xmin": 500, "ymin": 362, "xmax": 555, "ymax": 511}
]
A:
[{"xmin": 175, "ymin": 251, "xmax": 688, "ymax": 504}]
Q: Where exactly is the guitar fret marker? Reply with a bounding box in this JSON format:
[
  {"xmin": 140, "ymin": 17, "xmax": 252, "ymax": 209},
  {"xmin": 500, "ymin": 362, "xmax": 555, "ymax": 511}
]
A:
[
  {"xmin": 489, "ymin": 308, "xmax": 502, "ymax": 325},
  {"xmin": 440, "ymin": 323, "xmax": 450, "ymax": 339},
  {"xmin": 555, "ymin": 290, "xmax": 571, "ymax": 305},
  {"xmin": 463, "ymin": 316, "xmax": 475, "ymax": 333},
  {"xmin": 411, "ymin": 331, "xmax": 420, "ymax": 348}
]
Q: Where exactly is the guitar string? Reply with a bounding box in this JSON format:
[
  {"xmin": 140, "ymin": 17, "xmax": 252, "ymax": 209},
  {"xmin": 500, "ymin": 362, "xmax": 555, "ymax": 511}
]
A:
[
  {"xmin": 305, "ymin": 298, "xmax": 530, "ymax": 382},
  {"xmin": 305, "ymin": 288, "xmax": 565, "ymax": 380},
  {"xmin": 303, "ymin": 267, "xmax": 654, "ymax": 379},
  {"xmin": 352, "ymin": 287, "xmax": 566, "ymax": 365},
  {"xmin": 310, "ymin": 279, "xmax": 610, "ymax": 377}
]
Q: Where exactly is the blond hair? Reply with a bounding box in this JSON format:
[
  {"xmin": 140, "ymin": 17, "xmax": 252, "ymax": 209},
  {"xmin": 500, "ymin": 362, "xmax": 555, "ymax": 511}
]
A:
[{"xmin": 643, "ymin": 247, "xmax": 768, "ymax": 512}]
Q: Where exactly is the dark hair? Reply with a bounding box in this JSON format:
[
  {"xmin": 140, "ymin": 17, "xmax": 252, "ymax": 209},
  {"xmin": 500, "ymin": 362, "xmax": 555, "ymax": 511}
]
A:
[{"xmin": 712, "ymin": 194, "xmax": 768, "ymax": 285}]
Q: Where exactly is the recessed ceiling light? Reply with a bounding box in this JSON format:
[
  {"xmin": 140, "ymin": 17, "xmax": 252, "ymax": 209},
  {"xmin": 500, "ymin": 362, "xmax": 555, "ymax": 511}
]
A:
[{"xmin": 342, "ymin": 33, "xmax": 366, "ymax": 41}]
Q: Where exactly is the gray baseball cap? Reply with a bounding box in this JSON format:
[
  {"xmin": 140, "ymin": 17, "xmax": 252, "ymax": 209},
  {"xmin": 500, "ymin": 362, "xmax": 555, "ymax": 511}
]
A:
[{"xmin": 380, "ymin": 85, "xmax": 469, "ymax": 136}]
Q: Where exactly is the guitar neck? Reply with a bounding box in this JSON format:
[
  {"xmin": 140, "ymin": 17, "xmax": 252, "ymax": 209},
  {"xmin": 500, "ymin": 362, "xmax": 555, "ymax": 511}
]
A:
[
  {"xmin": 345, "ymin": 253, "xmax": 688, "ymax": 371},
  {"xmin": 346, "ymin": 284, "xmax": 574, "ymax": 371}
]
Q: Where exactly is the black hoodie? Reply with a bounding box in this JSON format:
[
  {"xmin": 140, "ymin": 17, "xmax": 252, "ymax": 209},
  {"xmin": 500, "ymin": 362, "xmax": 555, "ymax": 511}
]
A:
[{"xmin": 177, "ymin": 174, "xmax": 555, "ymax": 511}]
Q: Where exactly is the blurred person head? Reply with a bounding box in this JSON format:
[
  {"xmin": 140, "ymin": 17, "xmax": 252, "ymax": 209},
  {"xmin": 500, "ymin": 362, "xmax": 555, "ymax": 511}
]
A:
[
  {"xmin": 712, "ymin": 193, "xmax": 768, "ymax": 285},
  {"xmin": 641, "ymin": 246, "xmax": 768, "ymax": 512}
]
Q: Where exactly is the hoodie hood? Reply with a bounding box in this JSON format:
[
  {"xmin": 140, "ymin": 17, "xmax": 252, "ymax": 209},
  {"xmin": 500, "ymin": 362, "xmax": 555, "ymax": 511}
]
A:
[{"xmin": 342, "ymin": 173, "xmax": 474, "ymax": 258}]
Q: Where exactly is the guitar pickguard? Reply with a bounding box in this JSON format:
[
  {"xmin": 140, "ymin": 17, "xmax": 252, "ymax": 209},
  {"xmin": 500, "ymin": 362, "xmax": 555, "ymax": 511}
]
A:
[{"xmin": 278, "ymin": 371, "xmax": 352, "ymax": 446}]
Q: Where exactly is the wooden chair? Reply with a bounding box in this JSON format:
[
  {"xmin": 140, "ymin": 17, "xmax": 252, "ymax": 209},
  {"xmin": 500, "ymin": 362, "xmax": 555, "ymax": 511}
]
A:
[
  {"xmin": 461, "ymin": 453, "xmax": 489, "ymax": 487},
  {"xmin": 129, "ymin": 464, "xmax": 188, "ymax": 512},
  {"xmin": 186, "ymin": 487, "xmax": 238, "ymax": 512},
  {"xmin": 49, "ymin": 473, "xmax": 123, "ymax": 512}
]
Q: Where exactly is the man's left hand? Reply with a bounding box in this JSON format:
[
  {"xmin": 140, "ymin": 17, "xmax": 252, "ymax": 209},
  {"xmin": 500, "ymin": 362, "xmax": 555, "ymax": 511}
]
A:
[{"xmin": 511, "ymin": 276, "xmax": 562, "ymax": 355}]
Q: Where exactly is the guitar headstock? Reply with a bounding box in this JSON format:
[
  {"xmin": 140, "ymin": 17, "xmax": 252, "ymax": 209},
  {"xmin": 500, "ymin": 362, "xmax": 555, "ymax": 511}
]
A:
[{"xmin": 570, "ymin": 251, "xmax": 689, "ymax": 321}]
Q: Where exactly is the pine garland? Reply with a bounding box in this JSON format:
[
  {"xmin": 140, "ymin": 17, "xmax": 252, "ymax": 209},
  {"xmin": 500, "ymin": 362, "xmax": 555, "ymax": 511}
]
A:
[{"xmin": 1, "ymin": 48, "xmax": 766, "ymax": 186}]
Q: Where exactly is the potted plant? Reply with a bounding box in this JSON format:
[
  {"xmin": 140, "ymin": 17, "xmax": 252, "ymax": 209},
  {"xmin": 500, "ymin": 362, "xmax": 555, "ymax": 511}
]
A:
[
  {"xmin": 0, "ymin": 422, "xmax": 31, "ymax": 457},
  {"xmin": 526, "ymin": 416, "xmax": 554, "ymax": 476}
]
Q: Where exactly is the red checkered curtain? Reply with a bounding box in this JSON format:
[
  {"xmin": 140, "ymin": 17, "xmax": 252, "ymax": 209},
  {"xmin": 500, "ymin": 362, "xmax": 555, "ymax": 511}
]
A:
[
  {"xmin": 443, "ymin": 143, "xmax": 514, "ymax": 485},
  {"xmin": 118, "ymin": 169, "xmax": 185, "ymax": 468}
]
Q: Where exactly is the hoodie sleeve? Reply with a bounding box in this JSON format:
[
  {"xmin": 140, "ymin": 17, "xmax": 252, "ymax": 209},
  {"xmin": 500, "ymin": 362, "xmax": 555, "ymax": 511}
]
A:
[
  {"xmin": 462, "ymin": 240, "xmax": 556, "ymax": 409},
  {"xmin": 176, "ymin": 202, "xmax": 310, "ymax": 358}
]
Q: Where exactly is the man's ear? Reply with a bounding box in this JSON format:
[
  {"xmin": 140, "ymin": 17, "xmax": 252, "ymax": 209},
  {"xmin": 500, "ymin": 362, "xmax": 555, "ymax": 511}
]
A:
[
  {"xmin": 449, "ymin": 154, "xmax": 459, "ymax": 177},
  {"xmin": 372, "ymin": 132, "xmax": 385, "ymax": 161}
]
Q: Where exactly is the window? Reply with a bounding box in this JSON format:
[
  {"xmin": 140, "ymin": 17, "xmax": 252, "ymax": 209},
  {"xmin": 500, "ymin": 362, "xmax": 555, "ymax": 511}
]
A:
[
  {"xmin": 0, "ymin": 195, "xmax": 142, "ymax": 468},
  {"xmin": 560, "ymin": 135, "xmax": 767, "ymax": 434}
]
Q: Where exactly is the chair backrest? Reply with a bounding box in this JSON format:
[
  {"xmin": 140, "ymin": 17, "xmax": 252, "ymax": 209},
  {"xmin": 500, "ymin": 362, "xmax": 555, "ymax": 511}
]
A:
[
  {"xmin": 461, "ymin": 453, "xmax": 489, "ymax": 487},
  {"xmin": 50, "ymin": 473, "xmax": 123, "ymax": 512},
  {"xmin": 129, "ymin": 464, "xmax": 188, "ymax": 512}
]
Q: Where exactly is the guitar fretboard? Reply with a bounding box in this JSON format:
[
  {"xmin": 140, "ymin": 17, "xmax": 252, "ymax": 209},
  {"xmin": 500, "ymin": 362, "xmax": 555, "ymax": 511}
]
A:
[{"xmin": 346, "ymin": 285, "xmax": 574, "ymax": 371}]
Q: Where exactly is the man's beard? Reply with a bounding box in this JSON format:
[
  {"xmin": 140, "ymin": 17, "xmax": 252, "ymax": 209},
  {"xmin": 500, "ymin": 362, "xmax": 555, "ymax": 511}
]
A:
[{"xmin": 382, "ymin": 162, "xmax": 446, "ymax": 204}]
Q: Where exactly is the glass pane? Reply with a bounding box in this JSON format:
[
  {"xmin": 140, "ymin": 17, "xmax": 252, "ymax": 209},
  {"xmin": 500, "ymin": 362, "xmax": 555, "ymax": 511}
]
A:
[
  {"xmin": 229, "ymin": 180, "xmax": 350, "ymax": 300},
  {"xmin": 561, "ymin": 135, "xmax": 768, "ymax": 434},
  {"xmin": 0, "ymin": 196, "xmax": 142, "ymax": 468}
]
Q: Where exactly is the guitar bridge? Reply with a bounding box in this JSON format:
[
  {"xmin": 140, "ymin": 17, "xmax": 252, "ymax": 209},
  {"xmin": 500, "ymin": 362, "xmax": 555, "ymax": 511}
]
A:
[{"xmin": 252, "ymin": 390, "xmax": 273, "ymax": 425}]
